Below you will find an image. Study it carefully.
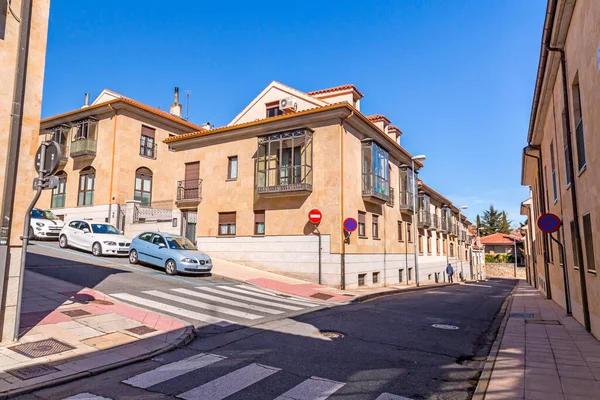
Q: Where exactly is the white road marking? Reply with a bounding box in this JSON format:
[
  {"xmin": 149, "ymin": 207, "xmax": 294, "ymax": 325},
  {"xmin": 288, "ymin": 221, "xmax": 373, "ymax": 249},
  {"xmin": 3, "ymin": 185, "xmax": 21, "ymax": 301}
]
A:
[
  {"xmin": 239, "ymin": 285, "xmax": 326, "ymax": 305},
  {"xmin": 375, "ymin": 393, "xmax": 414, "ymax": 400},
  {"xmin": 463, "ymin": 283, "xmax": 493, "ymax": 288},
  {"xmin": 122, "ymin": 353, "xmax": 226, "ymax": 389},
  {"xmin": 143, "ymin": 290, "xmax": 263, "ymax": 320},
  {"xmin": 110, "ymin": 293, "xmax": 233, "ymax": 326},
  {"xmin": 172, "ymin": 288, "xmax": 284, "ymax": 315},
  {"xmin": 274, "ymin": 376, "xmax": 345, "ymax": 400},
  {"xmin": 177, "ymin": 363, "xmax": 280, "ymax": 400},
  {"xmin": 220, "ymin": 286, "xmax": 320, "ymax": 307},
  {"xmin": 195, "ymin": 287, "xmax": 304, "ymax": 311},
  {"xmin": 62, "ymin": 394, "xmax": 113, "ymax": 400}
]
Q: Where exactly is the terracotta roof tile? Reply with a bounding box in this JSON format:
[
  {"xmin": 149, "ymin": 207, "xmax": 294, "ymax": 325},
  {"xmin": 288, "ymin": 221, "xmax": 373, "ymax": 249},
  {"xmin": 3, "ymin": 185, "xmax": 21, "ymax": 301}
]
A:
[
  {"xmin": 480, "ymin": 233, "xmax": 519, "ymax": 245},
  {"xmin": 307, "ymin": 84, "xmax": 364, "ymax": 98},
  {"xmin": 367, "ymin": 114, "xmax": 391, "ymax": 124}
]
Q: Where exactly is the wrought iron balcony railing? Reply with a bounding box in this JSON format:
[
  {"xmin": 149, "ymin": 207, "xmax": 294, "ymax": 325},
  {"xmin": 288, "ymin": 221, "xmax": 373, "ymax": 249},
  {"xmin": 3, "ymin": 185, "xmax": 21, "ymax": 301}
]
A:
[{"xmin": 177, "ymin": 179, "xmax": 203, "ymax": 201}]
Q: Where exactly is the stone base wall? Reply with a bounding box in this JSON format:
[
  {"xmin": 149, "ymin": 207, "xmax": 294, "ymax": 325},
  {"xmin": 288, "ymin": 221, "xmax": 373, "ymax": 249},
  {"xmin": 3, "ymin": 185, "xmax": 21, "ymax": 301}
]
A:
[{"xmin": 484, "ymin": 263, "xmax": 526, "ymax": 279}]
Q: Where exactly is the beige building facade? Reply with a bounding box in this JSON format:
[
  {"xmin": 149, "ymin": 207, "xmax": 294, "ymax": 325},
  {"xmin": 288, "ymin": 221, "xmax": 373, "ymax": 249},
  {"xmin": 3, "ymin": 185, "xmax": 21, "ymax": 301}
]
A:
[
  {"xmin": 521, "ymin": 0, "xmax": 600, "ymax": 338},
  {"xmin": 0, "ymin": 0, "xmax": 51, "ymax": 341}
]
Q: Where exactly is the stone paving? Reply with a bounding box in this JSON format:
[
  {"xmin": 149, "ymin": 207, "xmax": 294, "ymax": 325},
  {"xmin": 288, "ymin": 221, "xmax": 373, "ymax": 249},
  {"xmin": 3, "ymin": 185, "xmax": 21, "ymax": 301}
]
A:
[
  {"xmin": 0, "ymin": 271, "xmax": 192, "ymax": 397},
  {"xmin": 476, "ymin": 281, "xmax": 600, "ymax": 400}
]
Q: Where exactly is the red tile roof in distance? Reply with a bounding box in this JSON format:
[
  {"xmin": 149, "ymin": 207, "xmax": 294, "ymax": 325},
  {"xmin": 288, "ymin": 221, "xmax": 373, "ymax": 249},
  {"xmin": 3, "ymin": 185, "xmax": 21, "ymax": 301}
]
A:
[
  {"xmin": 307, "ymin": 84, "xmax": 364, "ymax": 98},
  {"xmin": 480, "ymin": 233, "xmax": 519, "ymax": 245},
  {"xmin": 367, "ymin": 114, "xmax": 391, "ymax": 124}
]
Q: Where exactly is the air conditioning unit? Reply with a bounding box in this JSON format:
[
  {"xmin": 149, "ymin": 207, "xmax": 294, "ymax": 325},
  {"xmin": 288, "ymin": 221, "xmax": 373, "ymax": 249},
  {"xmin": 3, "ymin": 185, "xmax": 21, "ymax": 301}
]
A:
[{"xmin": 279, "ymin": 97, "xmax": 298, "ymax": 112}]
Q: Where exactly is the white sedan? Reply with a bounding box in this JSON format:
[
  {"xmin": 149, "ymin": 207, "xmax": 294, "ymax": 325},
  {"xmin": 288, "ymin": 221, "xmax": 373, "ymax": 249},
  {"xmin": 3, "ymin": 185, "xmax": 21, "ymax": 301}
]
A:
[{"xmin": 59, "ymin": 220, "xmax": 131, "ymax": 256}]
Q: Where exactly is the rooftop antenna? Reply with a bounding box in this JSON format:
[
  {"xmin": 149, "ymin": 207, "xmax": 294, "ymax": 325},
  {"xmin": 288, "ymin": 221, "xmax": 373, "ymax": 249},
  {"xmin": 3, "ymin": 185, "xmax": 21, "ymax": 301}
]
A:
[{"xmin": 185, "ymin": 90, "xmax": 191, "ymax": 121}]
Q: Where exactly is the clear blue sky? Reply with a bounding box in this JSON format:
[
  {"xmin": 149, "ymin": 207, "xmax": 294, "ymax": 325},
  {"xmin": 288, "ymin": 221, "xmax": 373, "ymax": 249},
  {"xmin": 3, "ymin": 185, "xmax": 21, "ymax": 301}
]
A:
[{"xmin": 41, "ymin": 0, "xmax": 546, "ymax": 225}]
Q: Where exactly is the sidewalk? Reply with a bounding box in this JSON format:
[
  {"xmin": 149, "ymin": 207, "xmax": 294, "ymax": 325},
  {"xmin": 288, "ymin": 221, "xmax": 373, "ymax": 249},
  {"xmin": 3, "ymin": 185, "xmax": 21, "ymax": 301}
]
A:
[
  {"xmin": 0, "ymin": 271, "xmax": 193, "ymax": 398},
  {"xmin": 475, "ymin": 281, "xmax": 600, "ymax": 399},
  {"xmin": 212, "ymin": 257, "xmax": 459, "ymax": 303}
]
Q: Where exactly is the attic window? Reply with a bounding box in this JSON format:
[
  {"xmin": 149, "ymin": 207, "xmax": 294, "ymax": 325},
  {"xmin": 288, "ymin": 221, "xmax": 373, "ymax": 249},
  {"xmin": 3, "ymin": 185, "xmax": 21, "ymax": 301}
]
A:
[{"xmin": 266, "ymin": 102, "xmax": 283, "ymax": 118}]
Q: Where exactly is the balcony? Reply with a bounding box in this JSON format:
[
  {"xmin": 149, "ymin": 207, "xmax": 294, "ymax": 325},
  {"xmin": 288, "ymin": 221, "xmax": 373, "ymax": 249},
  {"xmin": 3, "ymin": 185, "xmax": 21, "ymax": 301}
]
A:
[
  {"xmin": 70, "ymin": 139, "xmax": 97, "ymax": 159},
  {"xmin": 257, "ymin": 165, "xmax": 313, "ymax": 196},
  {"xmin": 362, "ymin": 173, "xmax": 390, "ymax": 204},
  {"xmin": 398, "ymin": 190, "xmax": 415, "ymax": 213},
  {"xmin": 176, "ymin": 179, "xmax": 202, "ymax": 208},
  {"xmin": 432, "ymin": 214, "xmax": 440, "ymax": 230},
  {"xmin": 417, "ymin": 210, "xmax": 431, "ymax": 228},
  {"xmin": 386, "ymin": 187, "xmax": 395, "ymax": 207},
  {"xmin": 441, "ymin": 217, "xmax": 451, "ymax": 233}
]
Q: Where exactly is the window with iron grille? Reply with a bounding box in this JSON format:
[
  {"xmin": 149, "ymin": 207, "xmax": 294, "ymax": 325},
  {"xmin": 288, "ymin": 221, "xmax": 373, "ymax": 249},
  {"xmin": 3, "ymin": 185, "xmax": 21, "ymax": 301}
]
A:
[
  {"xmin": 572, "ymin": 76, "xmax": 586, "ymax": 172},
  {"xmin": 358, "ymin": 273, "xmax": 366, "ymax": 286},
  {"xmin": 219, "ymin": 212, "xmax": 236, "ymax": 236},
  {"xmin": 373, "ymin": 272, "xmax": 380, "ymax": 284},
  {"xmin": 582, "ymin": 213, "xmax": 595, "ymax": 272},
  {"xmin": 358, "ymin": 212, "xmax": 366, "ymax": 237}
]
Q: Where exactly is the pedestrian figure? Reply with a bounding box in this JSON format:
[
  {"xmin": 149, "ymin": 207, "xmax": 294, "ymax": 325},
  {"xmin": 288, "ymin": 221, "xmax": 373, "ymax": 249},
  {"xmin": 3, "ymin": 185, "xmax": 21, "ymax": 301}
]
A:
[{"xmin": 446, "ymin": 263, "xmax": 454, "ymax": 283}]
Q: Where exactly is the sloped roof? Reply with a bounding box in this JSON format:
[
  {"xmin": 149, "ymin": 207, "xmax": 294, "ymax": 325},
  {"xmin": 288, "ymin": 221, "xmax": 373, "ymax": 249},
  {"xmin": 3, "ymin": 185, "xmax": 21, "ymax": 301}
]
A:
[
  {"xmin": 480, "ymin": 233, "xmax": 519, "ymax": 245},
  {"xmin": 307, "ymin": 84, "xmax": 364, "ymax": 98}
]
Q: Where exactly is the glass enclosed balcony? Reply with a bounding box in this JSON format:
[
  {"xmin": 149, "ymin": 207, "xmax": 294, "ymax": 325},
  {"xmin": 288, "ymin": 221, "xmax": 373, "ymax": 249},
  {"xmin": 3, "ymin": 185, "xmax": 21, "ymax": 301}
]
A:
[{"xmin": 362, "ymin": 141, "xmax": 390, "ymax": 204}]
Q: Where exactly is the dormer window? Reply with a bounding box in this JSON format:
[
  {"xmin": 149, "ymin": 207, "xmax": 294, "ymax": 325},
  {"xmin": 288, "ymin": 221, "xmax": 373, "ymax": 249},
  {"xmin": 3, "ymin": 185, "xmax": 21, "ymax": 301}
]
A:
[{"xmin": 266, "ymin": 102, "xmax": 283, "ymax": 118}]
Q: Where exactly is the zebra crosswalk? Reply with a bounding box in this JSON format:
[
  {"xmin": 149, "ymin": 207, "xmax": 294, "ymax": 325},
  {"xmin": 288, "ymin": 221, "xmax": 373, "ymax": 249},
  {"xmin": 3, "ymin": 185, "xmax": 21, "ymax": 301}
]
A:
[
  {"xmin": 110, "ymin": 284, "xmax": 323, "ymax": 327},
  {"xmin": 62, "ymin": 352, "xmax": 412, "ymax": 399}
]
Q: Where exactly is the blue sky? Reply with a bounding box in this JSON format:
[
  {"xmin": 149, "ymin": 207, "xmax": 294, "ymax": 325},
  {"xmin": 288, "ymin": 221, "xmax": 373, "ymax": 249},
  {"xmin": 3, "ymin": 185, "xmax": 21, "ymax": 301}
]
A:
[{"xmin": 41, "ymin": 0, "xmax": 546, "ymax": 224}]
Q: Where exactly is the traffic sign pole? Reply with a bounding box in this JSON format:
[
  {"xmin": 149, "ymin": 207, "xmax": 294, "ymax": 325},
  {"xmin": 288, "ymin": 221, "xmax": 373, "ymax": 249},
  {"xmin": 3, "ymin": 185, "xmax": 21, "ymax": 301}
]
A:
[{"xmin": 308, "ymin": 209, "xmax": 322, "ymax": 285}]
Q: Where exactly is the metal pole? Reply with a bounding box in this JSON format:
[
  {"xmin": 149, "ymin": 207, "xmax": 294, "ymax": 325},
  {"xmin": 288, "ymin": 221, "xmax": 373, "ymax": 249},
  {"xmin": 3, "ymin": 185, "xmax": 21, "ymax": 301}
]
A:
[
  {"xmin": 549, "ymin": 233, "xmax": 571, "ymax": 315},
  {"xmin": 412, "ymin": 160, "xmax": 419, "ymax": 287},
  {"xmin": 513, "ymin": 238, "xmax": 517, "ymax": 278},
  {"xmin": 458, "ymin": 210, "xmax": 463, "ymax": 281},
  {"xmin": 314, "ymin": 224, "xmax": 322, "ymax": 285}
]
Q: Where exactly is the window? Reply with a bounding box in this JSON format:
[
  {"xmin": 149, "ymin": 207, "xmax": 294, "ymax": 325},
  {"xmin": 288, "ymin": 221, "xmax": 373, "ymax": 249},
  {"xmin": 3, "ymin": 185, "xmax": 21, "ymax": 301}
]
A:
[
  {"xmin": 78, "ymin": 167, "xmax": 95, "ymax": 206},
  {"xmin": 582, "ymin": 213, "xmax": 595, "ymax": 272},
  {"xmin": 570, "ymin": 220, "xmax": 580, "ymax": 269},
  {"xmin": 358, "ymin": 273, "xmax": 366, "ymax": 286},
  {"xmin": 266, "ymin": 102, "xmax": 283, "ymax": 118},
  {"xmin": 398, "ymin": 221, "xmax": 403, "ymax": 242},
  {"xmin": 436, "ymin": 238, "xmax": 440, "ymax": 254},
  {"xmin": 51, "ymin": 173, "xmax": 67, "ymax": 208},
  {"xmin": 68, "ymin": 221, "xmax": 81, "ymax": 229},
  {"xmin": 550, "ymin": 142, "xmax": 557, "ymax": 202},
  {"xmin": 572, "ymin": 76, "xmax": 586, "ymax": 171},
  {"xmin": 450, "ymin": 242, "xmax": 455, "ymax": 257},
  {"xmin": 72, "ymin": 119, "xmax": 97, "ymax": 141},
  {"xmin": 544, "ymin": 166, "xmax": 550, "ymax": 208},
  {"xmin": 419, "ymin": 234, "xmax": 423, "ymax": 255},
  {"xmin": 228, "ymin": 156, "xmax": 238, "ymax": 180},
  {"xmin": 150, "ymin": 234, "xmax": 166, "ymax": 247},
  {"xmin": 134, "ymin": 168, "xmax": 152, "ymax": 206},
  {"xmin": 139, "ymin": 232, "xmax": 154, "ymax": 242},
  {"xmin": 562, "ymin": 110, "xmax": 572, "ymax": 187},
  {"xmin": 358, "ymin": 212, "xmax": 366, "ymax": 237},
  {"xmin": 407, "ymin": 223, "xmax": 412, "ymax": 242},
  {"xmin": 218, "ymin": 212, "xmax": 236, "ymax": 236},
  {"xmin": 372, "ymin": 215, "xmax": 379, "ymax": 239},
  {"xmin": 373, "ymin": 272, "xmax": 380, "ymax": 284},
  {"xmin": 427, "ymin": 233, "xmax": 431, "ymax": 254},
  {"xmin": 140, "ymin": 126, "xmax": 156, "ymax": 158},
  {"xmin": 408, "ymin": 268, "xmax": 413, "ymax": 281},
  {"xmin": 362, "ymin": 142, "xmax": 390, "ymax": 198},
  {"xmin": 443, "ymin": 237, "xmax": 446, "ymax": 254},
  {"xmin": 254, "ymin": 210, "xmax": 265, "ymax": 235},
  {"xmin": 399, "ymin": 269, "xmax": 404, "ymax": 282}
]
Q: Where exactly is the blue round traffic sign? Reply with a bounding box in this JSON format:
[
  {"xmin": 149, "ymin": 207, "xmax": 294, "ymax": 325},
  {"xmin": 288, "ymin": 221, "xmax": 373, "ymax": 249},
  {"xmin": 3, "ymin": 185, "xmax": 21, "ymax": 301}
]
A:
[
  {"xmin": 344, "ymin": 218, "xmax": 357, "ymax": 232},
  {"xmin": 537, "ymin": 213, "xmax": 561, "ymax": 233}
]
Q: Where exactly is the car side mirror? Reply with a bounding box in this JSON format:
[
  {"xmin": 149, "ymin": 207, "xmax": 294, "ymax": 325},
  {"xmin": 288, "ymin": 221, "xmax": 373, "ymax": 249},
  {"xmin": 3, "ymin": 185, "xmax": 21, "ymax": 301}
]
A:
[{"xmin": 82, "ymin": 228, "xmax": 90, "ymax": 234}]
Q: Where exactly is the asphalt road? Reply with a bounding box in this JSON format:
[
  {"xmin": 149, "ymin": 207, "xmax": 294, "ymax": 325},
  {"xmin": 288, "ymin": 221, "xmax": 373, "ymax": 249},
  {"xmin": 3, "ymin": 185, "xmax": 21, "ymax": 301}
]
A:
[
  {"xmin": 25, "ymin": 241, "xmax": 328, "ymax": 329},
  {"xmin": 20, "ymin": 277, "xmax": 517, "ymax": 400}
]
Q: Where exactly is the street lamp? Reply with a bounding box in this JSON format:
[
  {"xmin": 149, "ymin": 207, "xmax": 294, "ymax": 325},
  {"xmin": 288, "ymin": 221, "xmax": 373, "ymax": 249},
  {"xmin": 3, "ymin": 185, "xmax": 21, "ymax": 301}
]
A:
[
  {"xmin": 477, "ymin": 227, "xmax": 484, "ymax": 279},
  {"xmin": 411, "ymin": 155, "xmax": 426, "ymax": 286},
  {"xmin": 458, "ymin": 205, "xmax": 467, "ymax": 281}
]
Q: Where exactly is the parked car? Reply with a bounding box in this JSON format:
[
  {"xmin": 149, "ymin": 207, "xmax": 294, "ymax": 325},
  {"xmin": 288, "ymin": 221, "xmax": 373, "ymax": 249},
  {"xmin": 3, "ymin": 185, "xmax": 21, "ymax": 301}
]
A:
[
  {"xmin": 59, "ymin": 220, "xmax": 131, "ymax": 256},
  {"xmin": 30, "ymin": 208, "xmax": 64, "ymax": 240},
  {"xmin": 129, "ymin": 232, "xmax": 212, "ymax": 275}
]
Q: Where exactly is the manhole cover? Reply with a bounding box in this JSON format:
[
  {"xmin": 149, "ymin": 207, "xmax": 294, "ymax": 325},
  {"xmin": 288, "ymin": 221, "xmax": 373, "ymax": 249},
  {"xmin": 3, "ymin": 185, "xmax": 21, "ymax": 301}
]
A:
[
  {"xmin": 432, "ymin": 324, "xmax": 459, "ymax": 330},
  {"xmin": 525, "ymin": 319, "xmax": 561, "ymax": 325},
  {"xmin": 126, "ymin": 325, "xmax": 157, "ymax": 336},
  {"xmin": 311, "ymin": 292, "xmax": 334, "ymax": 300},
  {"xmin": 320, "ymin": 331, "xmax": 345, "ymax": 339},
  {"xmin": 511, "ymin": 313, "xmax": 534, "ymax": 318},
  {"xmin": 90, "ymin": 299, "xmax": 113, "ymax": 305},
  {"xmin": 61, "ymin": 309, "xmax": 92, "ymax": 318},
  {"xmin": 6, "ymin": 364, "xmax": 57, "ymax": 380},
  {"xmin": 9, "ymin": 338, "xmax": 75, "ymax": 358}
]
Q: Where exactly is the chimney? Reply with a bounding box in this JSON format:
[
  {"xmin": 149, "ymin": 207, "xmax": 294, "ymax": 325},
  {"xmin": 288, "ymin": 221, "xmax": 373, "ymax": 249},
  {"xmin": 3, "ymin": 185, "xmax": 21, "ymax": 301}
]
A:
[
  {"xmin": 170, "ymin": 87, "xmax": 182, "ymax": 118},
  {"xmin": 81, "ymin": 93, "xmax": 90, "ymax": 108}
]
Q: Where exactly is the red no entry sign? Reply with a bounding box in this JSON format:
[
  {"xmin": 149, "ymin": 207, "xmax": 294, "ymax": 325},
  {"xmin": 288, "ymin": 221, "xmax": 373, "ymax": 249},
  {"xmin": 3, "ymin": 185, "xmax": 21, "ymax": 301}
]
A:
[
  {"xmin": 308, "ymin": 209, "xmax": 322, "ymax": 224},
  {"xmin": 537, "ymin": 213, "xmax": 561, "ymax": 233}
]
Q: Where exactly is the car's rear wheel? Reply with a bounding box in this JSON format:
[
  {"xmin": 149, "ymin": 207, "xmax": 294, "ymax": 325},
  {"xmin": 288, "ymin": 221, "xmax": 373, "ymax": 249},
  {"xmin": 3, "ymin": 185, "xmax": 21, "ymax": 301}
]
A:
[
  {"xmin": 165, "ymin": 259, "xmax": 177, "ymax": 275},
  {"xmin": 92, "ymin": 242, "xmax": 102, "ymax": 257},
  {"xmin": 59, "ymin": 235, "xmax": 68, "ymax": 248},
  {"xmin": 129, "ymin": 249, "xmax": 139, "ymax": 264}
]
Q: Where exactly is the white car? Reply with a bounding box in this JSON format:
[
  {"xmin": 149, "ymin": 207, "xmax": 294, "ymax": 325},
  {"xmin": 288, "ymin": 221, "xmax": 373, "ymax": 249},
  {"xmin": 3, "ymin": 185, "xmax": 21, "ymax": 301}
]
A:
[
  {"xmin": 59, "ymin": 220, "xmax": 131, "ymax": 257},
  {"xmin": 30, "ymin": 209, "xmax": 64, "ymax": 240}
]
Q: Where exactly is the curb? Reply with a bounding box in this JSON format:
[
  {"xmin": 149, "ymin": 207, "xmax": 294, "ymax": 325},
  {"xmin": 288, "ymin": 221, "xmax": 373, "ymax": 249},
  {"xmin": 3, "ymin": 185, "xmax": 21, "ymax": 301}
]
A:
[
  {"xmin": 0, "ymin": 325, "xmax": 195, "ymax": 399},
  {"xmin": 471, "ymin": 282, "xmax": 518, "ymax": 400},
  {"xmin": 349, "ymin": 282, "xmax": 459, "ymax": 303}
]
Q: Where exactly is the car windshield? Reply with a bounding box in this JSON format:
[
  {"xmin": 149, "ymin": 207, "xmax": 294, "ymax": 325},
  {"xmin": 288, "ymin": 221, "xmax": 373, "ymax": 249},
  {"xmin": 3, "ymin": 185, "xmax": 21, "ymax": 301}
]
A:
[
  {"xmin": 91, "ymin": 224, "xmax": 120, "ymax": 234},
  {"xmin": 166, "ymin": 237, "xmax": 196, "ymax": 250},
  {"xmin": 31, "ymin": 209, "xmax": 59, "ymax": 220}
]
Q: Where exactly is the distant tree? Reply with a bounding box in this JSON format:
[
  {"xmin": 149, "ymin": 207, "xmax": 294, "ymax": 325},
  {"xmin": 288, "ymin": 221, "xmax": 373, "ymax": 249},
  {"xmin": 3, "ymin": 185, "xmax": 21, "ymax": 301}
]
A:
[
  {"xmin": 479, "ymin": 205, "xmax": 511, "ymax": 236},
  {"xmin": 499, "ymin": 211, "xmax": 512, "ymax": 234},
  {"xmin": 476, "ymin": 215, "xmax": 481, "ymax": 230}
]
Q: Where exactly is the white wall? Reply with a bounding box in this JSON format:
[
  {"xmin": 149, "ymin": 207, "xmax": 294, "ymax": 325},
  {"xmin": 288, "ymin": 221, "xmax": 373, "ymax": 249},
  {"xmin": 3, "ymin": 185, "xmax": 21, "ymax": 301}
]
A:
[{"xmin": 51, "ymin": 205, "xmax": 111, "ymax": 223}]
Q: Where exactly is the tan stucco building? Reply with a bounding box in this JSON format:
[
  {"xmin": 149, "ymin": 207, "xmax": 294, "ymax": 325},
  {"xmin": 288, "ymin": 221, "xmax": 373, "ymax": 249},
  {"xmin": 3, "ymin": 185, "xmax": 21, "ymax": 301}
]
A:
[
  {"xmin": 0, "ymin": 0, "xmax": 50, "ymax": 341},
  {"xmin": 521, "ymin": 0, "xmax": 600, "ymax": 338}
]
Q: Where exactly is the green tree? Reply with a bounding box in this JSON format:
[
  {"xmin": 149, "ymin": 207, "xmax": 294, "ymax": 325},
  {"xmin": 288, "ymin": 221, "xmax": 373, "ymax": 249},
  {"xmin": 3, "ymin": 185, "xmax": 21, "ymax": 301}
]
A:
[
  {"xmin": 499, "ymin": 211, "xmax": 512, "ymax": 234},
  {"xmin": 476, "ymin": 215, "xmax": 481, "ymax": 230},
  {"xmin": 479, "ymin": 205, "xmax": 502, "ymax": 236}
]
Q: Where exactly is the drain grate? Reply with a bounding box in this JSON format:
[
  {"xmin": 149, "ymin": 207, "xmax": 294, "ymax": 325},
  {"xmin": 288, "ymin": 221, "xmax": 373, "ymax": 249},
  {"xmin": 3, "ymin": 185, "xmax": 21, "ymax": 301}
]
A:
[
  {"xmin": 90, "ymin": 299, "xmax": 114, "ymax": 305},
  {"xmin": 6, "ymin": 364, "xmax": 58, "ymax": 380},
  {"xmin": 320, "ymin": 331, "xmax": 345, "ymax": 339},
  {"xmin": 9, "ymin": 338, "xmax": 75, "ymax": 359},
  {"xmin": 126, "ymin": 325, "xmax": 157, "ymax": 336},
  {"xmin": 61, "ymin": 309, "xmax": 92, "ymax": 318},
  {"xmin": 311, "ymin": 292, "xmax": 334, "ymax": 300},
  {"xmin": 526, "ymin": 319, "xmax": 561, "ymax": 325},
  {"xmin": 511, "ymin": 313, "xmax": 535, "ymax": 318}
]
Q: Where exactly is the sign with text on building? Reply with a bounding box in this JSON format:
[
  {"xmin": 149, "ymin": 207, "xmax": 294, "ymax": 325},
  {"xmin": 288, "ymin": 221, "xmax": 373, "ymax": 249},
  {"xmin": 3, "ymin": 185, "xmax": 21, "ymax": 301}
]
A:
[
  {"xmin": 537, "ymin": 213, "xmax": 561, "ymax": 233},
  {"xmin": 308, "ymin": 209, "xmax": 322, "ymax": 224}
]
